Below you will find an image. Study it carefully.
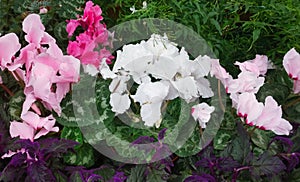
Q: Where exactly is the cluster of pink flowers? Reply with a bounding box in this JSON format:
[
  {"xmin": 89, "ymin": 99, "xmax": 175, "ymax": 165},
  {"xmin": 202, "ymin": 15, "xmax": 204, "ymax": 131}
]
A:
[
  {"xmin": 0, "ymin": 14, "xmax": 80, "ymax": 141},
  {"xmin": 211, "ymin": 54, "xmax": 293, "ymax": 135},
  {"xmin": 66, "ymin": 1, "xmax": 114, "ymax": 76}
]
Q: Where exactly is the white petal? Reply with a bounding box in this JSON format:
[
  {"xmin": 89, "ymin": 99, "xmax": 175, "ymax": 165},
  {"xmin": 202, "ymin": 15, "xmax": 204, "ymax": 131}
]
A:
[
  {"xmin": 148, "ymin": 57, "xmax": 178, "ymax": 80},
  {"xmin": 100, "ymin": 61, "xmax": 116, "ymax": 79},
  {"xmin": 83, "ymin": 64, "xmax": 99, "ymax": 76},
  {"xmin": 141, "ymin": 102, "xmax": 162, "ymax": 127},
  {"xmin": 131, "ymin": 82, "xmax": 169, "ymax": 104},
  {"xmin": 110, "ymin": 93, "xmax": 130, "ymax": 114},
  {"xmin": 171, "ymin": 76, "xmax": 198, "ymax": 102},
  {"xmin": 195, "ymin": 77, "xmax": 214, "ymax": 98}
]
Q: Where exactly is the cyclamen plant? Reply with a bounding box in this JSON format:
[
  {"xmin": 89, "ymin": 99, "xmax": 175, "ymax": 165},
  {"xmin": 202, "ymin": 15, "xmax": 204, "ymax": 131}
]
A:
[{"xmin": 0, "ymin": 0, "xmax": 300, "ymax": 181}]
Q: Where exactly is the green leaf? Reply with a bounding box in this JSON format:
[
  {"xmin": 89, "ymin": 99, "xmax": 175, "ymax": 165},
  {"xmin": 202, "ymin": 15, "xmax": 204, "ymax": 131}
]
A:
[
  {"xmin": 147, "ymin": 167, "xmax": 168, "ymax": 182},
  {"xmin": 126, "ymin": 165, "xmax": 147, "ymax": 182},
  {"xmin": 250, "ymin": 129, "xmax": 273, "ymax": 150},
  {"xmin": 257, "ymin": 83, "xmax": 290, "ymax": 105},
  {"xmin": 63, "ymin": 143, "xmax": 95, "ymax": 168},
  {"xmin": 248, "ymin": 29, "xmax": 261, "ymax": 51},
  {"xmin": 231, "ymin": 123, "xmax": 251, "ymax": 164},
  {"xmin": 213, "ymin": 129, "xmax": 231, "ymax": 150},
  {"xmin": 8, "ymin": 91, "xmax": 25, "ymax": 120},
  {"xmin": 283, "ymin": 95, "xmax": 300, "ymax": 124},
  {"xmin": 287, "ymin": 167, "xmax": 300, "ymax": 182},
  {"xmin": 61, "ymin": 127, "xmax": 84, "ymax": 149},
  {"xmin": 54, "ymin": 94, "xmax": 79, "ymax": 127}
]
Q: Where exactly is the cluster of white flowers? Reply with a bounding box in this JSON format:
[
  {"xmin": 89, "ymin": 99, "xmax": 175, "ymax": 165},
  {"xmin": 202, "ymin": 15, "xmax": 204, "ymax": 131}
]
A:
[{"xmin": 101, "ymin": 34, "xmax": 215, "ymax": 127}]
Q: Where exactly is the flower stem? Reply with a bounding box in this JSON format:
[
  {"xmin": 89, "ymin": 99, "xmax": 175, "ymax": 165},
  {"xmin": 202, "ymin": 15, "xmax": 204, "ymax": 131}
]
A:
[
  {"xmin": 218, "ymin": 80, "xmax": 226, "ymax": 113},
  {"xmin": 0, "ymin": 84, "xmax": 14, "ymax": 97}
]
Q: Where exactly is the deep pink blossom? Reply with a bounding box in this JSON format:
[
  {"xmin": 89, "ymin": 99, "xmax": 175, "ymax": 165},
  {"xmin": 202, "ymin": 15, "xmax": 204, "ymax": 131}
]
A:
[{"xmin": 66, "ymin": 1, "xmax": 113, "ymax": 75}]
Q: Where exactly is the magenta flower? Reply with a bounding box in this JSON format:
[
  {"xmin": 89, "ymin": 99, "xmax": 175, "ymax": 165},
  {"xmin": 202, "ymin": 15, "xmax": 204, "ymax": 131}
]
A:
[
  {"xmin": 66, "ymin": 1, "xmax": 114, "ymax": 75},
  {"xmin": 237, "ymin": 93, "xmax": 292, "ymax": 135}
]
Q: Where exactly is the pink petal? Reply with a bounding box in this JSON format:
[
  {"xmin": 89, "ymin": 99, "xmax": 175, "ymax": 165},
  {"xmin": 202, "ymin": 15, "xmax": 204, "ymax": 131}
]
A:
[
  {"xmin": 10, "ymin": 121, "xmax": 34, "ymax": 141},
  {"xmin": 293, "ymin": 80, "xmax": 300, "ymax": 94},
  {"xmin": 283, "ymin": 48, "xmax": 300, "ymax": 80},
  {"xmin": 22, "ymin": 14, "xmax": 45, "ymax": 44},
  {"xmin": 21, "ymin": 111, "xmax": 41, "ymax": 130},
  {"xmin": 66, "ymin": 20, "xmax": 80, "ymax": 37},
  {"xmin": 0, "ymin": 33, "xmax": 21, "ymax": 69}
]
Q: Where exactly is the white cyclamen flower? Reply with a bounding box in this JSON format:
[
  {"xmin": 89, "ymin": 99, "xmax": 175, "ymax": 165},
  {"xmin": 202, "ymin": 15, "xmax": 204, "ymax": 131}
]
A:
[
  {"xmin": 191, "ymin": 103, "xmax": 215, "ymax": 128},
  {"xmin": 131, "ymin": 82, "xmax": 169, "ymax": 127}
]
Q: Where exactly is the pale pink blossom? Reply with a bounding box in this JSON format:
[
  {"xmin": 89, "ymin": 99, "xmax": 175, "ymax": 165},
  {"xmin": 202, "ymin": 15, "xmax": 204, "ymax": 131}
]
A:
[
  {"xmin": 237, "ymin": 93, "xmax": 292, "ymax": 135},
  {"xmin": 227, "ymin": 71, "xmax": 265, "ymax": 94},
  {"xmin": 283, "ymin": 48, "xmax": 300, "ymax": 93},
  {"xmin": 1, "ymin": 148, "xmax": 26, "ymax": 159},
  {"xmin": 0, "ymin": 33, "xmax": 21, "ymax": 69},
  {"xmin": 191, "ymin": 103, "xmax": 215, "ymax": 128},
  {"xmin": 10, "ymin": 112, "xmax": 59, "ymax": 141},
  {"xmin": 283, "ymin": 48, "xmax": 300, "ymax": 80},
  {"xmin": 39, "ymin": 7, "xmax": 48, "ymax": 14},
  {"xmin": 293, "ymin": 80, "xmax": 300, "ymax": 94},
  {"xmin": 22, "ymin": 14, "xmax": 45, "ymax": 45},
  {"xmin": 210, "ymin": 59, "xmax": 232, "ymax": 88},
  {"xmin": 235, "ymin": 55, "xmax": 269, "ymax": 76},
  {"xmin": 255, "ymin": 96, "xmax": 292, "ymax": 135}
]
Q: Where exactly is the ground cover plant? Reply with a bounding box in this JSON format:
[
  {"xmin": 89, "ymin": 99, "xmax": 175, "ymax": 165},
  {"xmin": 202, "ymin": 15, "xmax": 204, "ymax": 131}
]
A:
[{"xmin": 0, "ymin": 0, "xmax": 300, "ymax": 181}]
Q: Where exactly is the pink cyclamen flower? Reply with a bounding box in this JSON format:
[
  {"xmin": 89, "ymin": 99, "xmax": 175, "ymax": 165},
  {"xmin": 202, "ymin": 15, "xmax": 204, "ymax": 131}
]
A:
[
  {"xmin": 283, "ymin": 48, "xmax": 300, "ymax": 93},
  {"xmin": 191, "ymin": 103, "xmax": 215, "ymax": 128},
  {"xmin": 0, "ymin": 33, "xmax": 21, "ymax": 69},
  {"xmin": 283, "ymin": 48, "xmax": 300, "ymax": 80},
  {"xmin": 210, "ymin": 59, "xmax": 232, "ymax": 89},
  {"xmin": 227, "ymin": 71, "xmax": 265, "ymax": 94},
  {"xmin": 237, "ymin": 93, "xmax": 292, "ymax": 135},
  {"xmin": 10, "ymin": 111, "xmax": 59, "ymax": 141},
  {"xmin": 235, "ymin": 55, "xmax": 269, "ymax": 76},
  {"xmin": 66, "ymin": 1, "xmax": 114, "ymax": 75},
  {"xmin": 22, "ymin": 14, "xmax": 45, "ymax": 45},
  {"xmin": 39, "ymin": 7, "xmax": 48, "ymax": 14}
]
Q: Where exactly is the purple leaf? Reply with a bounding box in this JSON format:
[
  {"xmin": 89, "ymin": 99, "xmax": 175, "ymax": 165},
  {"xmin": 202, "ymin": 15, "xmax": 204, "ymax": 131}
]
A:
[
  {"xmin": 268, "ymin": 136, "xmax": 293, "ymax": 152},
  {"xmin": 39, "ymin": 138, "xmax": 79, "ymax": 157},
  {"xmin": 250, "ymin": 152, "xmax": 286, "ymax": 178},
  {"xmin": 184, "ymin": 174, "xmax": 216, "ymax": 182},
  {"xmin": 110, "ymin": 171, "xmax": 127, "ymax": 182},
  {"xmin": 217, "ymin": 157, "xmax": 241, "ymax": 172},
  {"xmin": 158, "ymin": 128, "xmax": 167, "ymax": 141},
  {"xmin": 25, "ymin": 160, "xmax": 56, "ymax": 182}
]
